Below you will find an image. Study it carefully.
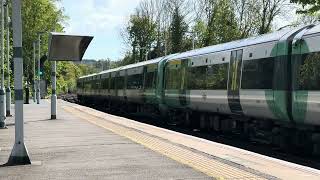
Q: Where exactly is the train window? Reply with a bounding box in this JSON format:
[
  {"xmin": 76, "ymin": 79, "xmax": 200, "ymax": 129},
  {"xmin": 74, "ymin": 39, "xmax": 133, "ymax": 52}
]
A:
[
  {"xmin": 91, "ymin": 80, "xmax": 95, "ymax": 90},
  {"xmin": 94, "ymin": 79, "xmax": 99, "ymax": 89},
  {"xmin": 127, "ymin": 74, "xmax": 143, "ymax": 89},
  {"xmin": 241, "ymin": 58, "xmax": 274, "ymax": 89},
  {"xmin": 187, "ymin": 66, "xmax": 206, "ymax": 90},
  {"xmin": 102, "ymin": 77, "xmax": 109, "ymax": 90},
  {"xmin": 116, "ymin": 76, "xmax": 125, "ymax": 89},
  {"xmin": 207, "ymin": 63, "xmax": 228, "ymax": 90},
  {"xmin": 110, "ymin": 77, "xmax": 115, "ymax": 89},
  {"xmin": 165, "ymin": 63, "xmax": 182, "ymax": 89},
  {"xmin": 145, "ymin": 64, "xmax": 158, "ymax": 89},
  {"xmin": 297, "ymin": 52, "xmax": 320, "ymax": 90},
  {"xmin": 145, "ymin": 71, "xmax": 156, "ymax": 89},
  {"xmin": 95, "ymin": 80, "xmax": 98, "ymax": 89}
]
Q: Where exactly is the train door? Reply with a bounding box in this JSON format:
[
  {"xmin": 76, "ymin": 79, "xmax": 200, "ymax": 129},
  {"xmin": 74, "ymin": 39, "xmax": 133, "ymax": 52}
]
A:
[
  {"xmin": 228, "ymin": 49, "xmax": 243, "ymax": 114},
  {"xmin": 179, "ymin": 59, "xmax": 188, "ymax": 106}
]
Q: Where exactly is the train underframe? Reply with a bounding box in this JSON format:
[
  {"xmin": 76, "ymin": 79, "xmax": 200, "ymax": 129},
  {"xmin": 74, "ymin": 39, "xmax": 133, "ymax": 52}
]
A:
[{"xmin": 78, "ymin": 94, "xmax": 320, "ymax": 157}]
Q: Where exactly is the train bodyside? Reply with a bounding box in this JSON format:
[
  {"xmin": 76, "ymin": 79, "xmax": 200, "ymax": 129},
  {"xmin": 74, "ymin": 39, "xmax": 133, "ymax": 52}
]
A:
[
  {"xmin": 292, "ymin": 24, "xmax": 320, "ymax": 126},
  {"xmin": 78, "ymin": 58, "xmax": 170, "ymax": 112},
  {"xmin": 158, "ymin": 26, "xmax": 313, "ymax": 125}
]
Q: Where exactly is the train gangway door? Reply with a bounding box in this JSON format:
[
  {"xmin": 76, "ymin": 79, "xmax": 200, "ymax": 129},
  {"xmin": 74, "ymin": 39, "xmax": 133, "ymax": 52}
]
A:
[{"xmin": 228, "ymin": 49, "xmax": 243, "ymax": 115}]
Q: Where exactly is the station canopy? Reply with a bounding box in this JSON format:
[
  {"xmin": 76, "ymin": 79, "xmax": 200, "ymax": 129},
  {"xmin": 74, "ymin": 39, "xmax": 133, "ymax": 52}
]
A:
[{"xmin": 48, "ymin": 32, "xmax": 93, "ymax": 61}]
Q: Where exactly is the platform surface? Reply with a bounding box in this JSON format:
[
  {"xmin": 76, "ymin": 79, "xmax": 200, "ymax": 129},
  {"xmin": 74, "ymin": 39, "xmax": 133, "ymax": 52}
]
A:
[{"xmin": 0, "ymin": 100, "xmax": 319, "ymax": 180}]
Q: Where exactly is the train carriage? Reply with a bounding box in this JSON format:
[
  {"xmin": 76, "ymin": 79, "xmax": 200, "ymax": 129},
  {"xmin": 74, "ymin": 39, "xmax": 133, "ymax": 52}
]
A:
[
  {"xmin": 159, "ymin": 26, "xmax": 309, "ymax": 123},
  {"xmin": 77, "ymin": 24, "xmax": 320, "ymax": 155}
]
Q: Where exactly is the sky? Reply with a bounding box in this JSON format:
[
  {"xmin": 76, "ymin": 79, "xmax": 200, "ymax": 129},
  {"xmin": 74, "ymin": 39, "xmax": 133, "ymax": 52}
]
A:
[{"xmin": 56, "ymin": 0, "xmax": 142, "ymax": 60}]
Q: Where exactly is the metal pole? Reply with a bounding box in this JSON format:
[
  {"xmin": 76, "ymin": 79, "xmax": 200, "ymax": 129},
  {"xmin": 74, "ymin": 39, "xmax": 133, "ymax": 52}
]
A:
[
  {"xmin": 5, "ymin": 2, "xmax": 11, "ymax": 116},
  {"xmin": 0, "ymin": 0, "xmax": 6, "ymax": 128},
  {"xmin": 164, "ymin": 32, "xmax": 167, "ymax": 56},
  {"xmin": 145, "ymin": 49, "xmax": 147, "ymax": 61},
  {"xmin": 7, "ymin": 0, "xmax": 31, "ymax": 165},
  {"xmin": 51, "ymin": 61, "xmax": 57, "ymax": 119},
  {"xmin": 37, "ymin": 34, "xmax": 40, "ymax": 104},
  {"xmin": 192, "ymin": 32, "xmax": 195, "ymax": 50},
  {"xmin": 33, "ymin": 42, "xmax": 36, "ymax": 102}
]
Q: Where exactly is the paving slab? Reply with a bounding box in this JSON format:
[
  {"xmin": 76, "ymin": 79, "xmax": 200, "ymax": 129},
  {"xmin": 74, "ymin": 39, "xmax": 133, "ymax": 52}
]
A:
[
  {"xmin": 0, "ymin": 100, "xmax": 210, "ymax": 180},
  {"xmin": 62, "ymin": 100, "xmax": 320, "ymax": 180},
  {"xmin": 1, "ymin": 100, "xmax": 320, "ymax": 180}
]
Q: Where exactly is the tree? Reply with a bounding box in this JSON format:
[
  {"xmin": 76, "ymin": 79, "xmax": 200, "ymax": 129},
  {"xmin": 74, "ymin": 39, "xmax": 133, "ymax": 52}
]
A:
[
  {"xmin": 256, "ymin": 0, "xmax": 287, "ymax": 34},
  {"xmin": 170, "ymin": 6, "xmax": 188, "ymax": 53},
  {"xmin": 291, "ymin": 0, "xmax": 320, "ymax": 13},
  {"xmin": 233, "ymin": 0, "xmax": 261, "ymax": 38},
  {"xmin": 293, "ymin": 11, "xmax": 320, "ymax": 25},
  {"xmin": 22, "ymin": 0, "xmax": 65, "ymax": 86},
  {"xmin": 126, "ymin": 10, "xmax": 157, "ymax": 62},
  {"xmin": 20, "ymin": 0, "xmax": 99, "ymax": 94},
  {"xmin": 195, "ymin": 0, "xmax": 240, "ymax": 46}
]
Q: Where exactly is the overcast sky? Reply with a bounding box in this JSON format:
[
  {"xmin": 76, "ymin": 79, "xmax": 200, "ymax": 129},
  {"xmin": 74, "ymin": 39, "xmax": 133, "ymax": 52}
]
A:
[{"xmin": 57, "ymin": 0, "xmax": 297, "ymax": 61}]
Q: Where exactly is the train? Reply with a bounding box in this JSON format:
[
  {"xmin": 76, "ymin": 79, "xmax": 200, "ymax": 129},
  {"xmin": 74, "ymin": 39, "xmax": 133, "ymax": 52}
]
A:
[{"xmin": 77, "ymin": 24, "xmax": 320, "ymax": 156}]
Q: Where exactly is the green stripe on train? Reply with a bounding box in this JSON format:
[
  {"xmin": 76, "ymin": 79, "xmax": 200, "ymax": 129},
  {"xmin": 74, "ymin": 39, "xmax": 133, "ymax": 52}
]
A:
[
  {"xmin": 265, "ymin": 90, "xmax": 290, "ymax": 121},
  {"xmin": 265, "ymin": 41, "xmax": 290, "ymax": 121},
  {"xmin": 266, "ymin": 37, "xmax": 310, "ymax": 123}
]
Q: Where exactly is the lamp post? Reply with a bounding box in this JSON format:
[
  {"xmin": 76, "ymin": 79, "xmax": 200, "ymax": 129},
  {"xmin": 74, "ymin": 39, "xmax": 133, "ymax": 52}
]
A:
[
  {"xmin": 36, "ymin": 32, "xmax": 44, "ymax": 104},
  {"xmin": 5, "ymin": 1, "xmax": 11, "ymax": 116},
  {"xmin": 0, "ymin": 0, "xmax": 6, "ymax": 127},
  {"xmin": 33, "ymin": 41, "xmax": 36, "ymax": 102},
  {"xmin": 51, "ymin": 60, "xmax": 56, "ymax": 119},
  {"xmin": 7, "ymin": 0, "xmax": 31, "ymax": 165}
]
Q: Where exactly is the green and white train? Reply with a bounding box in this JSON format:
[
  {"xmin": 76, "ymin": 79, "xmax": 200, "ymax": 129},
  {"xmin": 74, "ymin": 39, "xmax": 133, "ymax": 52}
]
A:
[{"xmin": 77, "ymin": 24, "xmax": 320, "ymax": 155}]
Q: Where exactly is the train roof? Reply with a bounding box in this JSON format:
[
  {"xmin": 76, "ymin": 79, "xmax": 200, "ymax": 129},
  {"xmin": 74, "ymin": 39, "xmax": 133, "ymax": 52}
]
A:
[
  {"xmin": 118, "ymin": 53, "xmax": 179, "ymax": 70},
  {"xmin": 97, "ymin": 67, "xmax": 122, "ymax": 75},
  {"xmin": 304, "ymin": 23, "xmax": 320, "ymax": 36},
  {"xmin": 168, "ymin": 26, "xmax": 306, "ymax": 60},
  {"xmin": 95, "ymin": 54, "xmax": 179, "ymax": 76},
  {"xmin": 79, "ymin": 73, "xmax": 97, "ymax": 80},
  {"xmin": 119, "ymin": 56, "xmax": 164, "ymax": 70}
]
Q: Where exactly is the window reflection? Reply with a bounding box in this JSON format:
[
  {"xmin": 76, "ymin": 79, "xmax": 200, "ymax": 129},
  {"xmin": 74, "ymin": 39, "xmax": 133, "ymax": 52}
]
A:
[{"xmin": 298, "ymin": 52, "xmax": 320, "ymax": 90}]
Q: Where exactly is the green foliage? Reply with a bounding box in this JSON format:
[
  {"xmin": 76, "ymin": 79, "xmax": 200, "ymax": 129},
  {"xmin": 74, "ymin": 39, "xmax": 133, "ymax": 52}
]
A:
[
  {"xmin": 201, "ymin": 0, "xmax": 240, "ymax": 46},
  {"xmin": 18, "ymin": 0, "xmax": 98, "ymax": 94},
  {"xmin": 291, "ymin": 0, "xmax": 320, "ymax": 13},
  {"xmin": 170, "ymin": 7, "xmax": 188, "ymax": 53},
  {"xmin": 299, "ymin": 53, "xmax": 320, "ymax": 89},
  {"xmin": 22, "ymin": 0, "xmax": 65, "ymax": 84},
  {"xmin": 54, "ymin": 62, "xmax": 96, "ymax": 94},
  {"xmin": 293, "ymin": 11, "xmax": 320, "ymax": 25},
  {"xmin": 120, "ymin": 0, "xmax": 288, "ymax": 66},
  {"xmin": 127, "ymin": 12, "xmax": 157, "ymax": 62}
]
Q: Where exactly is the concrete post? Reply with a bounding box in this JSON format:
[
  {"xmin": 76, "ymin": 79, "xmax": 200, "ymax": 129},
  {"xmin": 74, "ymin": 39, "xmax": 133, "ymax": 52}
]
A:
[
  {"xmin": 37, "ymin": 34, "xmax": 40, "ymax": 104},
  {"xmin": 5, "ymin": 2, "xmax": 11, "ymax": 116},
  {"xmin": 0, "ymin": 0, "xmax": 6, "ymax": 128},
  {"xmin": 51, "ymin": 61, "xmax": 57, "ymax": 119},
  {"xmin": 7, "ymin": 0, "xmax": 31, "ymax": 165},
  {"xmin": 33, "ymin": 42, "xmax": 36, "ymax": 102}
]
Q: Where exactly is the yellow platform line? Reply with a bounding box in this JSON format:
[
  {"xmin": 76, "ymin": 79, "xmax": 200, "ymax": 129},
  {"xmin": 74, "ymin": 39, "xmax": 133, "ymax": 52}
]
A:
[{"xmin": 63, "ymin": 106, "xmax": 266, "ymax": 180}]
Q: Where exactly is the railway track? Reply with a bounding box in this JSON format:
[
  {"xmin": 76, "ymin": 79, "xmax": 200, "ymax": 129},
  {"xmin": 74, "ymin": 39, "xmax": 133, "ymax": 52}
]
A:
[{"xmin": 61, "ymin": 93, "xmax": 320, "ymax": 170}]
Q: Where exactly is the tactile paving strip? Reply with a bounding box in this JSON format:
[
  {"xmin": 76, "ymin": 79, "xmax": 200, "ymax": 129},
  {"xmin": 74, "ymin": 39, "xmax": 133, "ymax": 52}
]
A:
[{"xmin": 64, "ymin": 106, "xmax": 268, "ymax": 180}]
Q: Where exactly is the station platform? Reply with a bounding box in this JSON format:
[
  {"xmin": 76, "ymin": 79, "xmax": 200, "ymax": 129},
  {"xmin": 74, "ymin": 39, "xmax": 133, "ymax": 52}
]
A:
[{"xmin": 0, "ymin": 100, "xmax": 319, "ymax": 180}]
